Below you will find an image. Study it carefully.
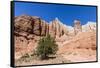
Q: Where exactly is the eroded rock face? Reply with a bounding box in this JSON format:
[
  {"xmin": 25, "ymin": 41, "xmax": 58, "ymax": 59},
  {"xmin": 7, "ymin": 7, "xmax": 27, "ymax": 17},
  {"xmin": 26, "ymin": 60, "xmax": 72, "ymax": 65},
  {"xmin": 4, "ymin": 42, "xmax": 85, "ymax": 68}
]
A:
[
  {"xmin": 40, "ymin": 20, "xmax": 49, "ymax": 36},
  {"xmin": 14, "ymin": 15, "xmax": 47, "ymax": 59},
  {"xmin": 49, "ymin": 18, "xmax": 68, "ymax": 38},
  {"xmin": 15, "ymin": 15, "xmax": 34, "ymax": 33},
  {"xmin": 14, "ymin": 15, "xmax": 48, "ymax": 36}
]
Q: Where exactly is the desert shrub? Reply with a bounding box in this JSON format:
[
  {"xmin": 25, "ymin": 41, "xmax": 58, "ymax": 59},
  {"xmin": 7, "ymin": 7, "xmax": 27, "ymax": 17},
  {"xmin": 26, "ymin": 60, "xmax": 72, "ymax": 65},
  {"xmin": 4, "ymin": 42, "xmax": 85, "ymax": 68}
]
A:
[
  {"xmin": 36, "ymin": 34, "xmax": 58, "ymax": 60},
  {"xmin": 21, "ymin": 53, "xmax": 29, "ymax": 59}
]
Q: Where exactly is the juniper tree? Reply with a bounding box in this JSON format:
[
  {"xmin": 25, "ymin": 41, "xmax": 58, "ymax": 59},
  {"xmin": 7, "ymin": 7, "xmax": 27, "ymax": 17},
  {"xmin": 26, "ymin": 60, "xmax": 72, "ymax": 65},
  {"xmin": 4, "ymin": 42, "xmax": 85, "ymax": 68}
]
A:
[{"xmin": 36, "ymin": 34, "xmax": 58, "ymax": 60}]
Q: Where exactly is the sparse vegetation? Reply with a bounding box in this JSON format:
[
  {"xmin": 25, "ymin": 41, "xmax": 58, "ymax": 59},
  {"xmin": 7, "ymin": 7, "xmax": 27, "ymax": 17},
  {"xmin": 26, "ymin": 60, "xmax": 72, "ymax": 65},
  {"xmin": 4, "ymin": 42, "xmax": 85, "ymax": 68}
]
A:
[
  {"xmin": 36, "ymin": 34, "xmax": 58, "ymax": 60},
  {"xmin": 21, "ymin": 53, "xmax": 30, "ymax": 59}
]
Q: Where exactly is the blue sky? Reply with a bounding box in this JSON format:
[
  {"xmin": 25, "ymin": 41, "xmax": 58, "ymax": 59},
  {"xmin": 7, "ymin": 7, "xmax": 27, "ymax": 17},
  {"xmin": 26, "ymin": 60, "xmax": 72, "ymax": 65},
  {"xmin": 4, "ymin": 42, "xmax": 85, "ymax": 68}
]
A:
[{"xmin": 14, "ymin": 2, "xmax": 97, "ymax": 26}]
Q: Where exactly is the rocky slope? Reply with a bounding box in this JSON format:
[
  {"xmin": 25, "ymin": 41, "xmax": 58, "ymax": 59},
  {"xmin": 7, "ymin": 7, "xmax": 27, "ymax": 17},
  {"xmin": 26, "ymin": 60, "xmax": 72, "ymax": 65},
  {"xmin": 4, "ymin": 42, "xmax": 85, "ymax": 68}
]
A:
[{"xmin": 58, "ymin": 31, "xmax": 96, "ymax": 62}]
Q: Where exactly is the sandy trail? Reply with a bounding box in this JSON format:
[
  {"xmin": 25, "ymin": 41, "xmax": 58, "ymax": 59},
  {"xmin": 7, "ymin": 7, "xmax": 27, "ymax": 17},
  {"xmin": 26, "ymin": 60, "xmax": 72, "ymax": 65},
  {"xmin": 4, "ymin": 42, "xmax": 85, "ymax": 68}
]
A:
[{"xmin": 61, "ymin": 49, "xmax": 96, "ymax": 62}]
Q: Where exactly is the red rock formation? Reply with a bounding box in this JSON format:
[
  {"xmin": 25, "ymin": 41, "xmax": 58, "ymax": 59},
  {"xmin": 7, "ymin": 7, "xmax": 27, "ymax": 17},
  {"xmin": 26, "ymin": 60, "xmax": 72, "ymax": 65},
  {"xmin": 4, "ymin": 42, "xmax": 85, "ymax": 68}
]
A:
[
  {"xmin": 49, "ymin": 18, "xmax": 68, "ymax": 38},
  {"xmin": 14, "ymin": 15, "xmax": 96, "ymax": 61}
]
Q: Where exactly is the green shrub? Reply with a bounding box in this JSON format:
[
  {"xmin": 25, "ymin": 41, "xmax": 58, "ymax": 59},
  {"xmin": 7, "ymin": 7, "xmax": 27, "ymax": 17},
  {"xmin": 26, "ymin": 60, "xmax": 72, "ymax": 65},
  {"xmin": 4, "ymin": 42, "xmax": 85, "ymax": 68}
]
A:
[{"xmin": 36, "ymin": 34, "xmax": 58, "ymax": 60}]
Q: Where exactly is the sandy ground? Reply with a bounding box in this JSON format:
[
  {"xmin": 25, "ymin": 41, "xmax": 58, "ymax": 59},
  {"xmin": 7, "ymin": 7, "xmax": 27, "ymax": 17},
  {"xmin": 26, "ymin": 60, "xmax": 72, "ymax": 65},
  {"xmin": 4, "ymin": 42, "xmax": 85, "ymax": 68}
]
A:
[
  {"xmin": 15, "ymin": 54, "xmax": 71, "ymax": 66},
  {"xmin": 60, "ymin": 49, "xmax": 96, "ymax": 62}
]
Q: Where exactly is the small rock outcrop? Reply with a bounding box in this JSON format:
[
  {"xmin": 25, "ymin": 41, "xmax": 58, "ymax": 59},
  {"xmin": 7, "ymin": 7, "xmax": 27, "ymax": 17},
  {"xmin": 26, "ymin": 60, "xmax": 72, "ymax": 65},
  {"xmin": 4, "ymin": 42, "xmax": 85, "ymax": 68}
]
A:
[{"xmin": 74, "ymin": 20, "xmax": 82, "ymax": 35}]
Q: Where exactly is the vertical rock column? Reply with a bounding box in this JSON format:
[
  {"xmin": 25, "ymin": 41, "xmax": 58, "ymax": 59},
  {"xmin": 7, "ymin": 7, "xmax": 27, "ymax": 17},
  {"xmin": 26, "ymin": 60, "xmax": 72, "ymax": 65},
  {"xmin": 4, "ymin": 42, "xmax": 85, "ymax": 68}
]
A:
[
  {"xmin": 54, "ymin": 18, "xmax": 61, "ymax": 37},
  {"xmin": 33, "ymin": 18, "xmax": 42, "ymax": 36},
  {"xmin": 49, "ymin": 21, "xmax": 55, "ymax": 38},
  {"xmin": 74, "ymin": 20, "xmax": 82, "ymax": 35}
]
